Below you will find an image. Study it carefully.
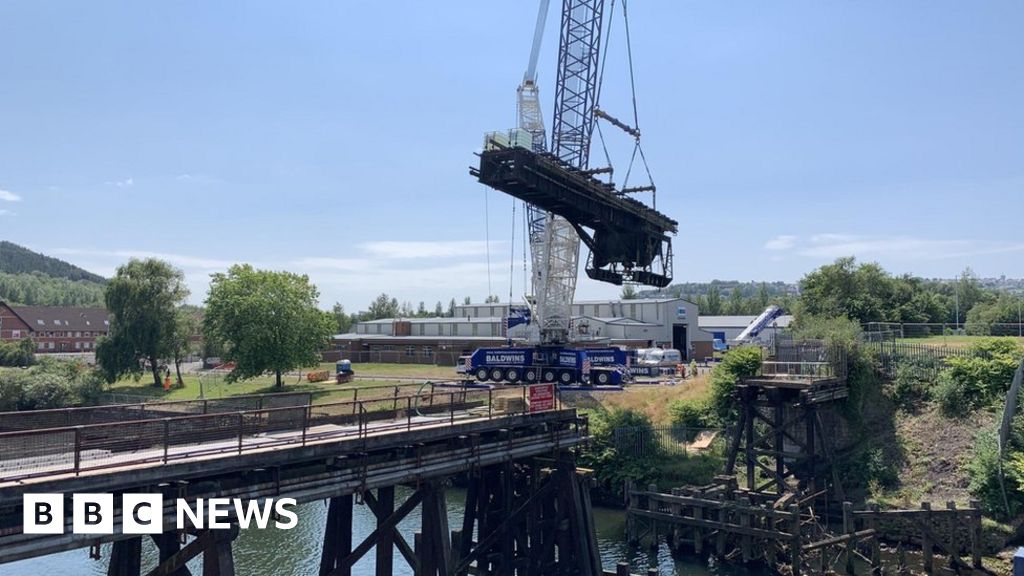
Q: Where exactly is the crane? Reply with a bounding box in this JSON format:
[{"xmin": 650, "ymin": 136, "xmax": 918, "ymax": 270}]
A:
[{"xmin": 464, "ymin": 0, "xmax": 676, "ymax": 386}]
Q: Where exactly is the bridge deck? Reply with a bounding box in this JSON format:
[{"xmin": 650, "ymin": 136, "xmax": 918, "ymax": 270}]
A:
[{"xmin": 0, "ymin": 389, "xmax": 583, "ymax": 565}]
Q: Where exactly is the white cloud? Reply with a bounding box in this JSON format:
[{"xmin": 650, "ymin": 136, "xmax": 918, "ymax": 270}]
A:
[
  {"xmin": 763, "ymin": 235, "xmax": 798, "ymax": 251},
  {"xmin": 0, "ymin": 209, "xmax": 9, "ymax": 216},
  {"xmin": 360, "ymin": 240, "xmax": 506, "ymax": 259},
  {"xmin": 0, "ymin": 189, "xmax": 21, "ymax": 202},
  {"xmin": 106, "ymin": 177, "xmax": 134, "ymax": 188},
  {"xmin": 45, "ymin": 238, "xmax": 517, "ymax": 308},
  {"xmin": 789, "ymin": 234, "xmax": 1024, "ymax": 261},
  {"xmin": 50, "ymin": 248, "xmax": 234, "ymax": 270}
]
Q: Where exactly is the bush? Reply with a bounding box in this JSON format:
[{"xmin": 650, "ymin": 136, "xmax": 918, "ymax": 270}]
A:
[
  {"xmin": 936, "ymin": 338, "xmax": 1022, "ymax": 416},
  {"xmin": 578, "ymin": 408, "xmax": 666, "ymax": 505},
  {"xmin": 668, "ymin": 397, "xmax": 712, "ymax": 437},
  {"xmin": 0, "ymin": 358, "xmax": 107, "ymax": 410},
  {"xmin": 890, "ymin": 356, "xmax": 937, "ymax": 410},
  {"xmin": 966, "ymin": 432, "xmax": 1024, "ymax": 519},
  {"xmin": 708, "ymin": 346, "xmax": 762, "ymax": 424},
  {"xmin": 0, "ymin": 338, "xmax": 36, "ymax": 367}
]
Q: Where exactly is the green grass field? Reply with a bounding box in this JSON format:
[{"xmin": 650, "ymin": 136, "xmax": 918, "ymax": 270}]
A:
[
  {"xmin": 895, "ymin": 335, "xmax": 1024, "ymax": 348},
  {"xmin": 104, "ymin": 362, "xmax": 460, "ymax": 404}
]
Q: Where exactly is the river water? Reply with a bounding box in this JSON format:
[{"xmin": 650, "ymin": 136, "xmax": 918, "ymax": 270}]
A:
[{"xmin": 3, "ymin": 492, "xmax": 760, "ymax": 575}]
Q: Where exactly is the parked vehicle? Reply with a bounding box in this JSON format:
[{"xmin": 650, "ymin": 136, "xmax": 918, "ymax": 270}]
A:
[{"xmin": 458, "ymin": 345, "xmax": 631, "ymax": 386}]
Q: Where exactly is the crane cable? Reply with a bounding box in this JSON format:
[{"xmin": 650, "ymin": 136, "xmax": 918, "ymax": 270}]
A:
[
  {"xmin": 484, "ymin": 189, "xmax": 492, "ymax": 299},
  {"xmin": 619, "ymin": 0, "xmax": 658, "ymax": 208},
  {"xmin": 509, "ymin": 199, "xmax": 516, "ymax": 303}
]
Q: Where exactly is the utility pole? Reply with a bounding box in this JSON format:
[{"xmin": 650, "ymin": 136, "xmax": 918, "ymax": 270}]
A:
[{"xmin": 955, "ymin": 285, "xmax": 960, "ymax": 333}]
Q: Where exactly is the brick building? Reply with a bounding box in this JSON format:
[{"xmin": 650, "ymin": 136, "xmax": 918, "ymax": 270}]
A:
[{"xmin": 0, "ymin": 302, "xmax": 110, "ymax": 354}]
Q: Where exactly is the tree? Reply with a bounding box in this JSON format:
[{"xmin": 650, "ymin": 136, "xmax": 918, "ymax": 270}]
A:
[
  {"xmin": 331, "ymin": 302, "xmax": 353, "ymax": 334},
  {"xmin": 434, "ymin": 301, "xmax": 444, "ymax": 317},
  {"xmin": 448, "ymin": 298, "xmax": 457, "ymax": 317},
  {"xmin": 204, "ymin": 265, "xmax": 334, "ymax": 388},
  {"xmin": 954, "ymin": 268, "xmax": 987, "ymax": 325},
  {"xmin": 756, "ymin": 282, "xmax": 771, "ymax": 311},
  {"xmin": 704, "ymin": 285, "xmax": 723, "ymax": 315},
  {"xmin": 399, "ymin": 301, "xmax": 414, "ymax": 317},
  {"xmin": 726, "ymin": 286, "xmax": 746, "ymax": 315},
  {"xmin": 366, "ymin": 293, "xmax": 399, "ymax": 320},
  {"xmin": 463, "ymin": 296, "xmax": 472, "ymax": 305},
  {"xmin": 416, "ymin": 301, "xmax": 428, "ymax": 317},
  {"xmin": 621, "ymin": 285, "xmax": 638, "ymax": 300},
  {"xmin": 484, "ymin": 295, "xmax": 500, "ymax": 304},
  {"xmin": 170, "ymin": 307, "xmax": 199, "ymax": 386},
  {"xmin": 96, "ymin": 259, "xmax": 188, "ymax": 387}
]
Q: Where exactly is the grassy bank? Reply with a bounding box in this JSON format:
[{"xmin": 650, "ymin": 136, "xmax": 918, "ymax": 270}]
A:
[{"xmin": 104, "ymin": 362, "xmax": 456, "ymax": 404}]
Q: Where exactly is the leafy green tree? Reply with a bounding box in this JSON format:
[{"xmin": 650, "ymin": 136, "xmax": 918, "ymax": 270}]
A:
[
  {"xmin": 620, "ymin": 284, "xmax": 638, "ymax": 300},
  {"xmin": 416, "ymin": 301, "xmax": 428, "ymax": 317},
  {"xmin": 954, "ymin": 267, "xmax": 986, "ymax": 325},
  {"xmin": 447, "ymin": 298, "xmax": 457, "ymax": 317},
  {"xmin": 463, "ymin": 296, "xmax": 472, "ymax": 305},
  {"xmin": 170, "ymin": 307, "xmax": 199, "ymax": 386},
  {"xmin": 331, "ymin": 302, "xmax": 353, "ymax": 334},
  {"xmin": 756, "ymin": 282, "xmax": 771, "ymax": 311},
  {"xmin": 96, "ymin": 259, "xmax": 188, "ymax": 387},
  {"xmin": 366, "ymin": 293, "xmax": 399, "ymax": 320},
  {"xmin": 726, "ymin": 286, "xmax": 746, "ymax": 315},
  {"xmin": 204, "ymin": 264, "xmax": 334, "ymax": 388},
  {"xmin": 0, "ymin": 337, "xmax": 36, "ymax": 367},
  {"xmin": 704, "ymin": 285, "xmax": 723, "ymax": 315},
  {"xmin": 434, "ymin": 301, "xmax": 444, "ymax": 317}
]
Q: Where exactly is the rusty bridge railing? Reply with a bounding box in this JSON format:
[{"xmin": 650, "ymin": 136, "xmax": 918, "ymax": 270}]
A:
[{"xmin": 0, "ymin": 385, "xmax": 561, "ymax": 482}]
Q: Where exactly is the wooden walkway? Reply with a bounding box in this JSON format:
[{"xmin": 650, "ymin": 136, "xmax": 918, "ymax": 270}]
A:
[{"xmin": 627, "ymin": 483, "xmax": 986, "ymax": 575}]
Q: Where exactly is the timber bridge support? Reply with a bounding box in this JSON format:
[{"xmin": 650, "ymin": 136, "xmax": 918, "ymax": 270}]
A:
[{"xmin": 0, "ymin": 386, "xmax": 605, "ymax": 576}]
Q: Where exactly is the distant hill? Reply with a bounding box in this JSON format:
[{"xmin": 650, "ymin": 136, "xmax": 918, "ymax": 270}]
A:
[
  {"xmin": 0, "ymin": 241, "xmax": 106, "ymax": 283},
  {"xmin": 0, "ymin": 241, "xmax": 106, "ymax": 307},
  {"xmin": 640, "ymin": 280, "xmax": 799, "ymax": 300}
]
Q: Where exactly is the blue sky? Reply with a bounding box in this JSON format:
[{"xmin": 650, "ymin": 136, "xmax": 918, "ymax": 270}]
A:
[{"xmin": 1, "ymin": 1, "xmax": 1021, "ymax": 311}]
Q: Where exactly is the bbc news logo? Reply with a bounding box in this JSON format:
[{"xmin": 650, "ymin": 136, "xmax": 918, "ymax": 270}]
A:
[{"xmin": 24, "ymin": 494, "xmax": 298, "ymax": 534}]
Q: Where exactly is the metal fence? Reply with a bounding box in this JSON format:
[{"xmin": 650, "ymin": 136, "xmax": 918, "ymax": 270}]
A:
[
  {"xmin": 759, "ymin": 338, "xmax": 849, "ymax": 383},
  {"xmin": 0, "ymin": 385, "xmax": 560, "ymax": 481},
  {"xmin": 867, "ymin": 340, "xmax": 991, "ymax": 380},
  {"xmin": 613, "ymin": 426, "xmax": 726, "ymax": 458},
  {"xmin": 0, "ymin": 392, "xmax": 314, "ymax": 433},
  {"xmin": 865, "ymin": 322, "xmax": 1024, "ymax": 339}
]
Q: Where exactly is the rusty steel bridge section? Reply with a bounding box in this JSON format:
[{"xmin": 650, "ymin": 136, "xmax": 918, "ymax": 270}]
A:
[{"xmin": 0, "ymin": 387, "xmax": 602, "ymax": 576}]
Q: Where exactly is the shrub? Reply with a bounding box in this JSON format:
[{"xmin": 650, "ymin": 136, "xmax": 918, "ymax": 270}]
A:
[
  {"xmin": 890, "ymin": 356, "xmax": 936, "ymax": 410},
  {"xmin": 937, "ymin": 338, "xmax": 1022, "ymax": 416},
  {"xmin": 708, "ymin": 346, "xmax": 762, "ymax": 424},
  {"xmin": 578, "ymin": 408, "xmax": 665, "ymax": 505},
  {"xmin": 0, "ymin": 359, "xmax": 107, "ymax": 410},
  {"xmin": 668, "ymin": 397, "xmax": 712, "ymax": 436},
  {"xmin": 966, "ymin": 432, "xmax": 1024, "ymax": 519},
  {"xmin": 0, "ymin": 338, "xmax": 35, "ymax": 367}
]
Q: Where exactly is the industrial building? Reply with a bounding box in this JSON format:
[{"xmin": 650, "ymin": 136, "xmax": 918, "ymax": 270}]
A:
[{"xmin": 329, "ymin": 298, "xmax": 717, "ymax": 364}]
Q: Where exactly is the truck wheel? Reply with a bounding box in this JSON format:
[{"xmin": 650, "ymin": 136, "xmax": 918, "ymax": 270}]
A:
[
  {"xmin": 490, "ymin": 368, "xmax": 505, "ymax": 382},
  {"xmin": 506, "ymin": 368, "xmax": 520, "ymax": 383},
  {"xmin": 542, "ymin": 369, "xmax": 557, "ymax": 383},
  {"xmin": 523, "ymin": 368, "xmax": 537, "ymax": 383},
  {"xmin": 559, "ymin": 371, "xmax": 574, "ymax": 385},
  {"xmin": 476, "ymin": 367, "xmax": 489, "ymax": 382},
  {"xmin": 595, "ymin": 371, "xmax": 611, "ymax": 385}
]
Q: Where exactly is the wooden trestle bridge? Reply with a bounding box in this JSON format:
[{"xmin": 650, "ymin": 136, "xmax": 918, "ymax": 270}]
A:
[{"xmin": 0, "ymin": 384, "xmax": 613, "ymax": 576}]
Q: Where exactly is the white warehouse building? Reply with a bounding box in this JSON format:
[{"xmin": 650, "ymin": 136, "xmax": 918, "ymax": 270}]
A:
[{"xmin": 343, "ymin": 298, "xmax": 716, "ymax": 362}]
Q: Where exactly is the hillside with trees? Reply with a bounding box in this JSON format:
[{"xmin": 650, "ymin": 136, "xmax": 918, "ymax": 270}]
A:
[
  {"xmin": 0, "ymin": 241, "xmax": 106, "ymax": 306},
  {"xmin": 0, "ymin": 241, "xmax": 105, "ymax": 282}
]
